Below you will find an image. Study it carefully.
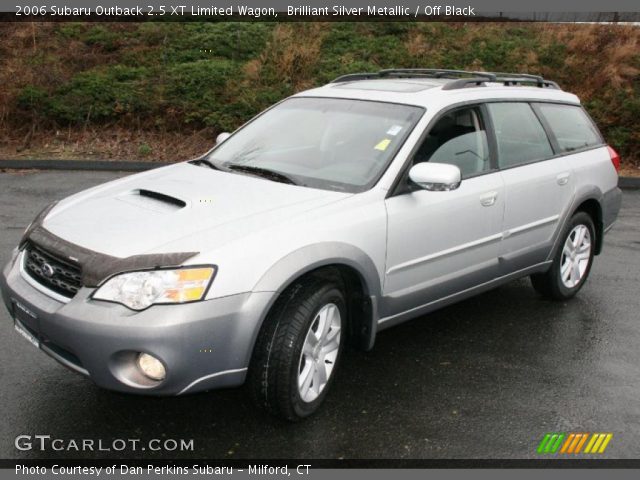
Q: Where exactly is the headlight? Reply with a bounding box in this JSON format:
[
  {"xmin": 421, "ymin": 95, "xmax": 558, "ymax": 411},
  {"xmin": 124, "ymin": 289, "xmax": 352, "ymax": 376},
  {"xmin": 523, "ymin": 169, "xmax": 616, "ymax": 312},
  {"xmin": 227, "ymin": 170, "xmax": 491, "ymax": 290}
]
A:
[{"xmin": 92, "ymin": 266, "xmax": 216, "ymax": 311}]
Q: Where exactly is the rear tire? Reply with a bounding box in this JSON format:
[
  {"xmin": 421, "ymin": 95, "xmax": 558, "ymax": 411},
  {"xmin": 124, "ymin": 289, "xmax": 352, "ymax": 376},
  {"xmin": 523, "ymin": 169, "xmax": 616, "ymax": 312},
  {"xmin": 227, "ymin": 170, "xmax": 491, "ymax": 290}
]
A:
[
  {"xmin": 247, "ymin": 277, "xmax": 346, "ymax": 421},
  {"xmin": 530, "ymin": 211, "xmax": 595, "ymax": 300}
]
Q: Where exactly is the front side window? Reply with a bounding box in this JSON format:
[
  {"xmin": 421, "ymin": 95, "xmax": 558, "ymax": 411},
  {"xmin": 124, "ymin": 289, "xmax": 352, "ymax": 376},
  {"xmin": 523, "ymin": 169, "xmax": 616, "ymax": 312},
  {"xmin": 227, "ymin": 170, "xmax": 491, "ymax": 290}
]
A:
[
  {"xmin": 536, "ymin": 103, "xmax": 602, "ymax": 153},
  {"xmin": 412, "ymin": 106, "xmax": 491, "ymax": 178},
  {"xmin": 487, "ymin": 102, "xmax": 553, "ymax": 168},
  {"xmin": 205, "ymin": 97, "xmax": 424, "ymax": 192}
]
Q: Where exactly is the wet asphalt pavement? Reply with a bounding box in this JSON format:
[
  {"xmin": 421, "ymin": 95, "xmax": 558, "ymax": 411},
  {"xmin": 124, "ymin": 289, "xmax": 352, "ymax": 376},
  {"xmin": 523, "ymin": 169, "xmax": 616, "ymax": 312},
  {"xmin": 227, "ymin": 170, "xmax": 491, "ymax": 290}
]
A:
[{"xmin": 0, "ymin": 170, "xmax": 638, "ymax": 460}]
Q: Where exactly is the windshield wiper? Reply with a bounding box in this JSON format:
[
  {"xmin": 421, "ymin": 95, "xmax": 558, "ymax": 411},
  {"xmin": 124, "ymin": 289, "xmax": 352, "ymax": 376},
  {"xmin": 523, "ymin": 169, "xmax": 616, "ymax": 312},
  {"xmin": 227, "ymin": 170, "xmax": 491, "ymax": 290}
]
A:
[
  {"xmin": 192, "ymin": 158, "xmax": 223, "ymax": 170},
  {"xmin": 227, "ymin": 165, "xmax": 299, "ymax": 185}
]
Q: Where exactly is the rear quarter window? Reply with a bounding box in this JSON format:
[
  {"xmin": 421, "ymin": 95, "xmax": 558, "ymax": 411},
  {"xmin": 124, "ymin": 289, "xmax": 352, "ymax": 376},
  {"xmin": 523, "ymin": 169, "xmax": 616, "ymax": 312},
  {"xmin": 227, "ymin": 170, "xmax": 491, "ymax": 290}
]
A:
[{"xmin": 536, "ymin": 103, "xmax": 603, "ymax": 153}]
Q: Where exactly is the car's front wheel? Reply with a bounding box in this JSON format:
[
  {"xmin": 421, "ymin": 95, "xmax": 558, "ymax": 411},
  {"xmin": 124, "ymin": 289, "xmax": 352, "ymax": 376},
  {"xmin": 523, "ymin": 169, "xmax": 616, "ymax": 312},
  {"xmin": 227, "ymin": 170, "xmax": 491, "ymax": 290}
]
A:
[
  {"xmin": 531, "ymin": 211, "xmax": 596, "ymax": 300},
  {"xmin": 248, "ymin": 277, "xmax": 346, "ymax": 421}
]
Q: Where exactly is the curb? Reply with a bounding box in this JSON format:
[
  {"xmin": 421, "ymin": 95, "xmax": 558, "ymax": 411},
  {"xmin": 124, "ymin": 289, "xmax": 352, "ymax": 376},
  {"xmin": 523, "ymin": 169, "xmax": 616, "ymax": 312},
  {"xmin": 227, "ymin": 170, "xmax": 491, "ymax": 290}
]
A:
[
  {"xmin": 1, "ymin": 159, "xmax": 640, "ymax": 189},
  {"xmin": 0, "ymin": 159, "xmax": 172, "ymax": 172},
  {"xmin": 618, "ymin": 176, "xmax": 640, "ymax": 189}
]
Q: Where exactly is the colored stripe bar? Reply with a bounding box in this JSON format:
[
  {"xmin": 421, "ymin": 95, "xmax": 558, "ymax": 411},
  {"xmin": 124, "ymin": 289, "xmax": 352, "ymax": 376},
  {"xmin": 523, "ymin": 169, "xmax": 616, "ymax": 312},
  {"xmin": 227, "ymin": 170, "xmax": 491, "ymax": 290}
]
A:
[
  {"xmin": 567, "ymin": 433, "xmax": 582, "ymax": 453},
  {"xmin": 584, "ymin": 433, "xmax": 599, "ymax": 453},
  {"xmin": 591, "ymin": 433, "xmax": 606, "ymax": 453},
  {"xmin": 539, "ymin": 432, "xmax": 613, "ymax": 454},
  {"xmin": 560, "ymin": 434, "xmax": 575, "ymax": 454},
  {"xmin": 598, "ymin": 434, "xmax": 613, "ymax": 453},
  {"xmin": 550, "ymin": 433, "xmax": 565, "ymax": 453},
  {"xmin": 545, "ymin": 434, "xmax": 559, "ymax": 453},
  {"xmin": 537, "ymin": 434, "xmax": 552, "ymax": 454},
  {"xmin": 574, "ymin": 433, "xmax": 589, "ymax": 454}
]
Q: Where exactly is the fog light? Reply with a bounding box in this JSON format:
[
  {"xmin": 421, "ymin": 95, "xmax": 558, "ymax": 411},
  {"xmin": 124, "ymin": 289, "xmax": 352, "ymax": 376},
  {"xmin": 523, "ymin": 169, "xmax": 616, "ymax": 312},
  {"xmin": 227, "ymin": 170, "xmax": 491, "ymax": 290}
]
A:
[{"xmin": 136, "ymin": 353, "xmax": 166, "ymax": 381}]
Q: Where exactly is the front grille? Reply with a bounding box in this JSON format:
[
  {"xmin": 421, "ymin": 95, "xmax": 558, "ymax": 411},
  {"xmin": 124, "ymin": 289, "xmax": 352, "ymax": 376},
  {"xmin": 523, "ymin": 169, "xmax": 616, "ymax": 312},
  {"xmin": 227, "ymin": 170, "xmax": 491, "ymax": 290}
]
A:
[{"xmin": 23, "ymin": 243, "xmax": 82, "ymax": 298}]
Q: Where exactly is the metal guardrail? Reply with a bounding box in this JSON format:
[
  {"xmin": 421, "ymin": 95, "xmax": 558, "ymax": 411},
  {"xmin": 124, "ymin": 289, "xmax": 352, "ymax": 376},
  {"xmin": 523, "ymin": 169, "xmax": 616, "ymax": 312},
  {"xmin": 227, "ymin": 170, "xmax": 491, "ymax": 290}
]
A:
[{"xmin": 0, "ymin": 159, "xmax": 172, "ymax": 172}]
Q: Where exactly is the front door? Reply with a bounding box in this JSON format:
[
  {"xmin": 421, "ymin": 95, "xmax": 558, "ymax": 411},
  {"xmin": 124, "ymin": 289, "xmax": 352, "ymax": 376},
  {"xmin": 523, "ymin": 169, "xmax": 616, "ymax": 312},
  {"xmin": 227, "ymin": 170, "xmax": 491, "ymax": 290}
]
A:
[{"xmin": 383, "ymin": 105, "xmax": 504, "ymax": 318}]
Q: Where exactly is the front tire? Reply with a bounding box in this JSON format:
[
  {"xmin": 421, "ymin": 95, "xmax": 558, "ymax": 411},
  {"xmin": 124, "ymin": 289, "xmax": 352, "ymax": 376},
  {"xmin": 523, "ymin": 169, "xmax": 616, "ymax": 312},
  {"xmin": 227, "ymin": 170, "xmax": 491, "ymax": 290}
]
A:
[
  {"xmin": 248, "ymin": 278, "xmax": 346, "ymax": 421},
  {"xmin": 531, "ymin": 211, "xmax": 595, "ymax": 300}
]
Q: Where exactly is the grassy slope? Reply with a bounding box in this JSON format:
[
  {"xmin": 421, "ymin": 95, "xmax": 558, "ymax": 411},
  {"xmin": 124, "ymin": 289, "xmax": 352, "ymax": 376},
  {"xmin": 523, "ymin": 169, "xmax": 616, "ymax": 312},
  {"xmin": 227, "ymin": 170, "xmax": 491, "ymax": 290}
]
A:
[{"xmin": 0, "ymin": 22, "xmax": 638, "ymax": 169}]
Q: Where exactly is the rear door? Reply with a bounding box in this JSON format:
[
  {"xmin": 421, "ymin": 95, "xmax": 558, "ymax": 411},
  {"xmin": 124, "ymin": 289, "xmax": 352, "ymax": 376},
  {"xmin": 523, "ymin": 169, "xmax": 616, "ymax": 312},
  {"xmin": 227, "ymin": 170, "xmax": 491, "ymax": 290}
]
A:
[{"xmin": 487, "ymin": 101, "xmax": 575, "ymax": 274}]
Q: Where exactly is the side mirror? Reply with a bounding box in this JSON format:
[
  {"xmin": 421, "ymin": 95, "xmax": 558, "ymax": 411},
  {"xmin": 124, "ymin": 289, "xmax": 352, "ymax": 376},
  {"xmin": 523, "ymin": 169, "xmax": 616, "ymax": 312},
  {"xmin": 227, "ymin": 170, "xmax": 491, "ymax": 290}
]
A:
[
  {"xmin": 408, "ymin": 163, "xmax": 461, "ymax": 191},
  {"xmin": 216, "ymin": 132, "xmax": 231, "ymax": 145}
]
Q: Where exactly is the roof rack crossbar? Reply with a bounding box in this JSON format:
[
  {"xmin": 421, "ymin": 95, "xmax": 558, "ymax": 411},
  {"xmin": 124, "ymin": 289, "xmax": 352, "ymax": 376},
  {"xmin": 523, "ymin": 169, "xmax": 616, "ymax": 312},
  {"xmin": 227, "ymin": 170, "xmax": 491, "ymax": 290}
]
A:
[{"xmin": 330, "ymin": 68, "xmax": 560, "ymax": 90}]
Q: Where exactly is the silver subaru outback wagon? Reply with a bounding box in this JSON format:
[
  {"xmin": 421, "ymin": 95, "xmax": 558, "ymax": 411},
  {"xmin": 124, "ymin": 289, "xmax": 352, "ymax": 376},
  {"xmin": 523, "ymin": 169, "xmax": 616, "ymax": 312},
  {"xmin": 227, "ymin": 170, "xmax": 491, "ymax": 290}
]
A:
[{"xmin": 1, "ymin": 69, "xmax": 622, "ymax": 420}]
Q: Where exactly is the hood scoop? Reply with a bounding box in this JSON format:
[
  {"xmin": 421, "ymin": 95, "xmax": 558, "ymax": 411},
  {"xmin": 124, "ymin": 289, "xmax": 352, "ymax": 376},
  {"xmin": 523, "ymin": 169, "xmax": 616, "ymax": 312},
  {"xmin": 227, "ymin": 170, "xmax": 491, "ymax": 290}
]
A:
[{"xmin": 117, "ymin": 189, "xmax": 187, "ymax": 212}]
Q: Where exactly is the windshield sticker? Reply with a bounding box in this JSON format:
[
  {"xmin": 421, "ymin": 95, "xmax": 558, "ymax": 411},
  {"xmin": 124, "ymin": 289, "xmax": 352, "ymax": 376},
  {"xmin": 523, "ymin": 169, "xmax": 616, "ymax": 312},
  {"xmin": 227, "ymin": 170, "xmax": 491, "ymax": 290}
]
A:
[
  {"xmin": 386, "ymin": 125, "xmax": 403, "ymax": 136},
  {"xmin": 374, "ymin": 138, "xmax": 392, "ymax": 151}
]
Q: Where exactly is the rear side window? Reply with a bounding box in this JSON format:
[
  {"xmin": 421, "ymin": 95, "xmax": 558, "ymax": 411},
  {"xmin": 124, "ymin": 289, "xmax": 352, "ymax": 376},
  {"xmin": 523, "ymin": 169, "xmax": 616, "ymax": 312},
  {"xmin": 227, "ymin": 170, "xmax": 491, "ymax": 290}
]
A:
[
  {"xmin": 536, "ymin": 103, "xmax": 602, "ymax": 153},
  {"xmin": 487, "ymin": 102, "xmax": 553, "ymax": 168}
]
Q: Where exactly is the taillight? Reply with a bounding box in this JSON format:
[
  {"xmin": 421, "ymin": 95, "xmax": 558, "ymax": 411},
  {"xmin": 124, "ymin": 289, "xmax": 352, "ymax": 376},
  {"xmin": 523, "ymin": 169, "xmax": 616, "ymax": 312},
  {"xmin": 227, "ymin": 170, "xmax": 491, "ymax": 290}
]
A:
[{"xmin": 607, "ymin": 146, "xmax": 621, "ymax": 172}]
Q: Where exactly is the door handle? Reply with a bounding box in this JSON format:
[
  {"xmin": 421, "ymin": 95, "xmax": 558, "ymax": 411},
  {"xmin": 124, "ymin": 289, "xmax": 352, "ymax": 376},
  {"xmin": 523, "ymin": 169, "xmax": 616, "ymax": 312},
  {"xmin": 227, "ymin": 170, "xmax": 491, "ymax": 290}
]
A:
[
  {"xmin": 480, "ymin": 191, "xmax": 498, "ymax": 207},
  {"xmin": 557, "ymin": 172, "xmax": 571, "ymax": 186}
]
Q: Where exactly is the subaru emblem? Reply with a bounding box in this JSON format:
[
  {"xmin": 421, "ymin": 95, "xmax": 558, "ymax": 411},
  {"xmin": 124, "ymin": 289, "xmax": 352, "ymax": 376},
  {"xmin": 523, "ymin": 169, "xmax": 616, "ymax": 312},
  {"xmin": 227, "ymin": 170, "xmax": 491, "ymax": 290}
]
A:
[{"xmin": 42, "ymin": 263, "xmax": 55, "ymax": 278}]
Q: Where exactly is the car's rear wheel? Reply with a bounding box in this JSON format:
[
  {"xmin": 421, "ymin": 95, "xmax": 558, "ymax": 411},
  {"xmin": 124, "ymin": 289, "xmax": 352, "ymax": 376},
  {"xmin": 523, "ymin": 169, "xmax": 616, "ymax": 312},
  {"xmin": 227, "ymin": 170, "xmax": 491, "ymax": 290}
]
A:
[
  {"xmin": 530, "ymin": 211, "xmax": 595, "ymax": 300},
  {"xmin": 248, "ymin": 277, "xmax": 346, "ymax": 421}
]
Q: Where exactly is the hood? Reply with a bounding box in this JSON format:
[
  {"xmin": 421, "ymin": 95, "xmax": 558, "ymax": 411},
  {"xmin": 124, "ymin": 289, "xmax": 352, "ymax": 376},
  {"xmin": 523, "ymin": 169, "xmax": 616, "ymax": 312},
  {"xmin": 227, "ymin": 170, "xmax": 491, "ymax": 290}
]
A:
[{"xmin": 42, "ymin": 163, "xmax": 350, "ymax": 258}]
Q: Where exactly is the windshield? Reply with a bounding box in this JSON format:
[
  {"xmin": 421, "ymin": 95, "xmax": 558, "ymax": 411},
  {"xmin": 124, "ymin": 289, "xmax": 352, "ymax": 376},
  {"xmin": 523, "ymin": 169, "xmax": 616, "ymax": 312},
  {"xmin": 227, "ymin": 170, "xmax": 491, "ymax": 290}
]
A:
[{"xmin": 204, "ymin": 97, "xmax": 424, "ymax": 192}]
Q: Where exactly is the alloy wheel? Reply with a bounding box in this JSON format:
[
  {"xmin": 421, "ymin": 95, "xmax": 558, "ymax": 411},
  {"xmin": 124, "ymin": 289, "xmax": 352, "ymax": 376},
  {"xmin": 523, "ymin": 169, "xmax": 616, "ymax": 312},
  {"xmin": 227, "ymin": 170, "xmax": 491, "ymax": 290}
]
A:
[
  {"xmin": 297, "ymin": 303, "xmax": 341, "ymax": 403},
  {"xmin": 560, "ymin": 224, "xmax": 592, "ymax": 288}
]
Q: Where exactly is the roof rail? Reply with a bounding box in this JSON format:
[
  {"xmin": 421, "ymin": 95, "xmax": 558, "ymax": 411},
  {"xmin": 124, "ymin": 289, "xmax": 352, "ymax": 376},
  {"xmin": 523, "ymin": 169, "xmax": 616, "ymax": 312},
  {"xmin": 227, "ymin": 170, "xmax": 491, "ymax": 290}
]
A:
[
  {"xmin": 330, "ymin": 68, "xmax": 560, "ymax": 90},
  {"xmin": 441, "ymin": 77, "xmax": 560, "ymax": 90},
  {"xmin": 379, "ymin": 68, "xmax": 497, "ymax": 81},
  {"xmin": 330, "ymin": 68, "xmax": 495, "ymax": 83},
  {"xmin": 484, "ymin": 72, "xmax": 560, "ymax": 89}
]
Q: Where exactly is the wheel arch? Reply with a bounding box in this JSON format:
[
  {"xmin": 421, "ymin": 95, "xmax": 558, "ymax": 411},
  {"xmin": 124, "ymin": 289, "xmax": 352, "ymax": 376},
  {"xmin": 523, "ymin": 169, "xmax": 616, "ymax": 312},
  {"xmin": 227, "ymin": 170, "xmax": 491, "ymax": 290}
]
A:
[
  {"xmin": 574, "ymin": 198, "xmax": 604, "ymax": 255},
  {"xmin": 249, "ymin": 243, "xmax": 382, "ymax": 358},
  {"xmin": 547, "ymin": 187, "xmax": 605, "ymax": 263}
]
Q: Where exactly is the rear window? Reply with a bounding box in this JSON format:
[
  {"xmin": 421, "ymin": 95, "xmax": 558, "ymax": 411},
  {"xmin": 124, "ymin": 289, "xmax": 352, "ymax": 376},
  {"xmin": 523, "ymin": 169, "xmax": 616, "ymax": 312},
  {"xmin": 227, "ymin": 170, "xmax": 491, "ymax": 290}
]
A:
[
  {"xmin": 486, "ymin": 102, "xmax": 554, "ymax": 168},
  {"xmin": 536, "ymin": 103, "xmax": 602, "ymax": 153}
]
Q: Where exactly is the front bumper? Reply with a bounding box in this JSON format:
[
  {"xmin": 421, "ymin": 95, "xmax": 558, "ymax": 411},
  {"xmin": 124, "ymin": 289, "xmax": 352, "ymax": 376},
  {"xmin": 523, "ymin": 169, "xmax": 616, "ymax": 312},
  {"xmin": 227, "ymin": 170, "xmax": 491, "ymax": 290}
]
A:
[{"xmin": 1, "ymin": 250, "xmax": 275, "ymax": 395}]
